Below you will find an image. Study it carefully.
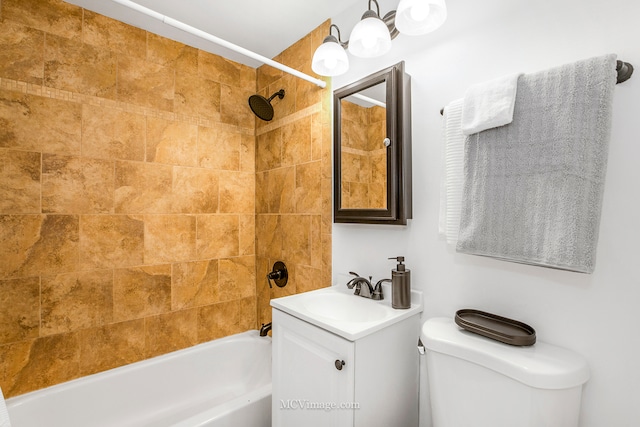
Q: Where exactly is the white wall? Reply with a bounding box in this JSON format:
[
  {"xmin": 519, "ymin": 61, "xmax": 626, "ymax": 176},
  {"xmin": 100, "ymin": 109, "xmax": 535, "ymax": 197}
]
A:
[{"xmin": 330, "ymin": 0, "xmax": 640, "ymax": 425}]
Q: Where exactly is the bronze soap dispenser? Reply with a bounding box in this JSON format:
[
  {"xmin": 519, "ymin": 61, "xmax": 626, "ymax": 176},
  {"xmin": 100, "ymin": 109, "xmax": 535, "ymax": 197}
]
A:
[{"xmin": 389, "ymin": 256, "xmax": 411, "ymax": 309}]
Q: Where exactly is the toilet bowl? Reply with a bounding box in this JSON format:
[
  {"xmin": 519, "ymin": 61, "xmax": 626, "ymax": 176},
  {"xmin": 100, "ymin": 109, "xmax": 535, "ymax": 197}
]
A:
[{"xmin": 421, "ymin": 317, "xmax": 590, "ymax": 427}]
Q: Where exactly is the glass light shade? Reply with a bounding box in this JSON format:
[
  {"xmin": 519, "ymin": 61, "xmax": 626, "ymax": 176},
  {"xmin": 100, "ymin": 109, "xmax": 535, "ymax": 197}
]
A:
[
  {"xmin": 395, "ymin": 0, "xmax": 447, "ymax": 35},
  {"xmin": 348, "ymin": 15, "xmax": 392, "ymax": 58},
  {"xmin": 312, "ymin": 37, "xmax": 349, "ymax": 76}
]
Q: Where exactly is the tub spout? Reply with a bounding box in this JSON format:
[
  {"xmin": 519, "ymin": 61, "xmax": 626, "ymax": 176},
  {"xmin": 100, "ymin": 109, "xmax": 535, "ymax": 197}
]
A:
[{"xmin": 259, "ymin": 322, "xmax": 272, "ymax": 337}]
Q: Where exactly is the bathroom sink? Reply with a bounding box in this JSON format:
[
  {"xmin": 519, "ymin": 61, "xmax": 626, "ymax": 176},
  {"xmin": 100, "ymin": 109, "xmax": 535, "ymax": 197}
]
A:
[
  {"xmin": 270, "ymin": 285, "xmax": 423, "ymax": 341},
  {"xmin": 302, "ymin": 292, "xmax": 388, "ymax": 322}
]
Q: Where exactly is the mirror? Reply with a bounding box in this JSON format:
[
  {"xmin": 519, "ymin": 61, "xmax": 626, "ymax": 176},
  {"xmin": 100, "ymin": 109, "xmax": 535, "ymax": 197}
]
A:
[{"xmin": 333, "ymin": 62, "xmax": 412, "ymax": 225}]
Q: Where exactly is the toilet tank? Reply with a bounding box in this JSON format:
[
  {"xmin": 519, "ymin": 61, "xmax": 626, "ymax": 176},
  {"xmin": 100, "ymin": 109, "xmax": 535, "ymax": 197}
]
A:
[{"xmin": 422, "ymin": 317, "xmax": 590, "ymax": 427}]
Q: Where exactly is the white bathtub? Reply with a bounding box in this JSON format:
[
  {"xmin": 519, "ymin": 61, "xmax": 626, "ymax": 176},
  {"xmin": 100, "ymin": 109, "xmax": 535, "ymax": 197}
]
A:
[{"xmin": 6, "ymin": 330, "xmax": 272, "ymax": 427}]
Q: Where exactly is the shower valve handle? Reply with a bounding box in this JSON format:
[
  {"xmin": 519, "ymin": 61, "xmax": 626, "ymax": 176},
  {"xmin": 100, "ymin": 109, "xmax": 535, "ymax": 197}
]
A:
[{"xmin": 266, "ymin": 261, "xmax": 288, "ymax": 288}]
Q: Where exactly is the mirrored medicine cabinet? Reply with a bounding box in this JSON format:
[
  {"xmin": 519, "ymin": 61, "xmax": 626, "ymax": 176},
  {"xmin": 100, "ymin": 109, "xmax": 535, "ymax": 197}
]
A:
[{"xmin": 333, "ymin": 61, "xmax": 412, "ymax": 225}]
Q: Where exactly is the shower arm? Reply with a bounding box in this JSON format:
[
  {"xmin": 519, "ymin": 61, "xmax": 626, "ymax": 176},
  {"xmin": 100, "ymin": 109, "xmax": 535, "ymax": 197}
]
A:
[
  {"xmin": 268, "ymin": 90, "xmax": 286, "ymax": 102},
  {"xmin": 110, "ymin": 0, "xmax": 327, "ymax": 89}
]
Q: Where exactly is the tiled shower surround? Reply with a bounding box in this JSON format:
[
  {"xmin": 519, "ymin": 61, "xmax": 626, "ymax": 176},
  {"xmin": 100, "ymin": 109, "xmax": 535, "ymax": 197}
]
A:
[{"xmin": 0, "ymin": 0, "xmax": 332, "ymax": 397}]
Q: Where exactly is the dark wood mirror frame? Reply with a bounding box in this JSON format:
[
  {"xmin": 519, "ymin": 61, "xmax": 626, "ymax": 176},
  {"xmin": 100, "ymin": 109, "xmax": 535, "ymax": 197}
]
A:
[{"xmin": 333, "ymin": 61, "xmax": 412, "ymax": 225}]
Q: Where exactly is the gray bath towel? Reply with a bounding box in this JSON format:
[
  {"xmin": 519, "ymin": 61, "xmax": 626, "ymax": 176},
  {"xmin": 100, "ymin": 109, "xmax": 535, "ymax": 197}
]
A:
[{"xmin": 456, "ymin": 54, "xmax": 617, "ymax": 273}]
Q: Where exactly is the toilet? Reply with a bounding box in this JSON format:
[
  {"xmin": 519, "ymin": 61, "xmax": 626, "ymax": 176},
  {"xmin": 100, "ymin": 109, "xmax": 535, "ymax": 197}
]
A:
[{"xmin": 421, "ymin": 317, "xmax": 590, "ymax": 427}]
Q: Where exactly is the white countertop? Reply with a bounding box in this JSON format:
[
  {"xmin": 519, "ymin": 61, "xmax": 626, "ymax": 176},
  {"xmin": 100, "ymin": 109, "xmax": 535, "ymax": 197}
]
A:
[{"xmin": 270, "ymin": 284, "xmax": 423, "ymax": 341}]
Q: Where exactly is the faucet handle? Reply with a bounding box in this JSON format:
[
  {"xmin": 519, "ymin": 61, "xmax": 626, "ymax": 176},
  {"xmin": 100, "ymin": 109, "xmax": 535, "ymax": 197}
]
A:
[
  {"xmin": 373, "ymin": 278, "xmax": 391, "ymax": 300},
  {"xmin": 346, "ymin": 272, "xmax": 363, "ymax": 289}
]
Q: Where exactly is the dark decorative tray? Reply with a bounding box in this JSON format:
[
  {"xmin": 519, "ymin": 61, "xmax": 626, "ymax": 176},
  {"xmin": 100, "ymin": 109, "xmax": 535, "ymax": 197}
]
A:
[{"xmin": 455, "ymin": 309, "xmax": 536, "ymax": 346}]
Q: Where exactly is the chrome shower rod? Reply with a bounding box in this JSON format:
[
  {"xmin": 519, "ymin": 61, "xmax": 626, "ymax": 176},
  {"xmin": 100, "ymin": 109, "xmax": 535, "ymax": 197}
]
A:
[{"xmin": 110, "ymin": 0, "xmax": 327, "ymax": 89}]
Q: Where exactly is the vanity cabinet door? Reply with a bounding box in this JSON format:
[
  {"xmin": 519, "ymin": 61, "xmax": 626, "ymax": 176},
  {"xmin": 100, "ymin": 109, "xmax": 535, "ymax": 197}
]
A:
[{"xmin": 272, "ymin": 309, "xmax": 355, "ymax": 427}]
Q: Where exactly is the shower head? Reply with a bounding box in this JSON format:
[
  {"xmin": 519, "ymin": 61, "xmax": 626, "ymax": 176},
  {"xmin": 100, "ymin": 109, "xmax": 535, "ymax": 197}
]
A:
[{"xmin": 248, "ymin": 89, "xmax": 285, "ymax": 121}]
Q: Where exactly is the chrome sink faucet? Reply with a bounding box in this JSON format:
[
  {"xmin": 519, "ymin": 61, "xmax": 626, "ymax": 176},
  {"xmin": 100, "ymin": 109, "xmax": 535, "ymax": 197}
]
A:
[{"xmin": 346, "ymin": 272, "xmax": 389, "ymax": 300}]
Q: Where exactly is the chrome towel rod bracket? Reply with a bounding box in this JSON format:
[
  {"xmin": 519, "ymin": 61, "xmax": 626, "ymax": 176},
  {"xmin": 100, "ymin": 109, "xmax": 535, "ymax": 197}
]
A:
[{"xmin": 439, "ymin": 60, "xmax": 633, "ymax": 115}]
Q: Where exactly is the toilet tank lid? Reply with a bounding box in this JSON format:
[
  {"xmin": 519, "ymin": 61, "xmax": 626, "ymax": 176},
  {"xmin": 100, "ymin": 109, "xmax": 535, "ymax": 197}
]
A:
[{"xmin": 421, "ymin": 317, "xmax": 590, "ymax": 390}]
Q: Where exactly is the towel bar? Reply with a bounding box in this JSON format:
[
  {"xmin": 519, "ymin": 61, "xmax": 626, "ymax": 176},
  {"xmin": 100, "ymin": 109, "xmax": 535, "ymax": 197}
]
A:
[{"xmin": 439, "ymin": 60, "xmax": 633, "ymax": 115}]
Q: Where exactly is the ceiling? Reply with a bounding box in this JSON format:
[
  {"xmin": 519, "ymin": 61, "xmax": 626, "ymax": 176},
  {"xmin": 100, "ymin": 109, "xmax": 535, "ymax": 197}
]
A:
[{"xmin": 65, "ymin": 0, "xmax": 364, "ymax": 68}]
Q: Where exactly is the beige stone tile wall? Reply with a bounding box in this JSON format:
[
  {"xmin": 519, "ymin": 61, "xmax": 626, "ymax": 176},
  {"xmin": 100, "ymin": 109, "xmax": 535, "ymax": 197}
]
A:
[
  {"xmin": 0, "ymin": 0, "xmax": 259, "ymax": 397},
  {"xmin": 255, "ymin": 21, "xmax": 333, "ymax": 326},
  {"xmin": 340, "ymin": 102, "xmax": 387, "ymax": 209}
]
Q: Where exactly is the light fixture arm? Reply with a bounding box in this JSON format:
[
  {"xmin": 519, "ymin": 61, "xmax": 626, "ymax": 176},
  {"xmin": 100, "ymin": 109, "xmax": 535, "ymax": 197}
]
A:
[
  {"xmin": 368, "ymin": 0, "xmax": 382, "ymax": 17},
  {"xmin": 329, "ymin": 24, "xmax": 349, "ymax": 49},
  {"xmin": 383, "ymin": 10, "xmax": 400, "ymax": 40}
]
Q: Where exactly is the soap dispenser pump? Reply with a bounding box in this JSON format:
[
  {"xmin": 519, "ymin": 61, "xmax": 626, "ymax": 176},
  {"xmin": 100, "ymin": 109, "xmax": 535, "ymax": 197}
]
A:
[{"xmin": 389, "ymin": 256, "xmax": 411, "ymax": 309}]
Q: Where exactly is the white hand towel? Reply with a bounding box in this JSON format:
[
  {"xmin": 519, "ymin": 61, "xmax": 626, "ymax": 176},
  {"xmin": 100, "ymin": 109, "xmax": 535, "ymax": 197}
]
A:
[
  {"xmin": 439, "ymin": 99, "xmax": 465, "ymax": 245},
  {"xmin": 0, "ymin": 387, "xmax": 12, "ymax": 427},
  {"xmin": 461, "ymin": 73, "xmax": 522, "ymax": 135}
]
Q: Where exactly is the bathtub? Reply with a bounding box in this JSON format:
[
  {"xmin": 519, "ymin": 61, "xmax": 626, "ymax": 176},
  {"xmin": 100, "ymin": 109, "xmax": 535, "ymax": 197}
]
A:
[{"xmin": 6, "ymin": 330, "xmax": 271, "ymax": 427}]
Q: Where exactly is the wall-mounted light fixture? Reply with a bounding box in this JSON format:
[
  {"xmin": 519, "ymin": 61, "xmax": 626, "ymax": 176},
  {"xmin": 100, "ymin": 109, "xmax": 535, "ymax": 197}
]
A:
[
  {"xmin": 312, "ymin": 0, "xmax": 447, "ymax": 76},
  {"xmin": 348, "ymin": 0, "xmax": 393, "ymax": 58},
  {"xmin": 311, "ymin": 24, "xmax": 350, "ymax": 77},
  {"xmin": 395, "ymin": 0, "xmax": 447, "ymax": 35}
]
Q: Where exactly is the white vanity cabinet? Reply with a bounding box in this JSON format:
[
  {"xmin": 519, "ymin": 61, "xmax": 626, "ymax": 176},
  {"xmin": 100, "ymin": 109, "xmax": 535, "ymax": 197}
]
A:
[{"xmin": 272, "ymin": 308, "xmax": 420, "ymax": 427}]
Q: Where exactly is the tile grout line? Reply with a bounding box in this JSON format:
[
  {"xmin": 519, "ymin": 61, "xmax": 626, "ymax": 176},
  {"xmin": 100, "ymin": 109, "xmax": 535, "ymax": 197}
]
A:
[{"xmin": 0, "ymin": 76, "xmax": 254, "ymax": 136}]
